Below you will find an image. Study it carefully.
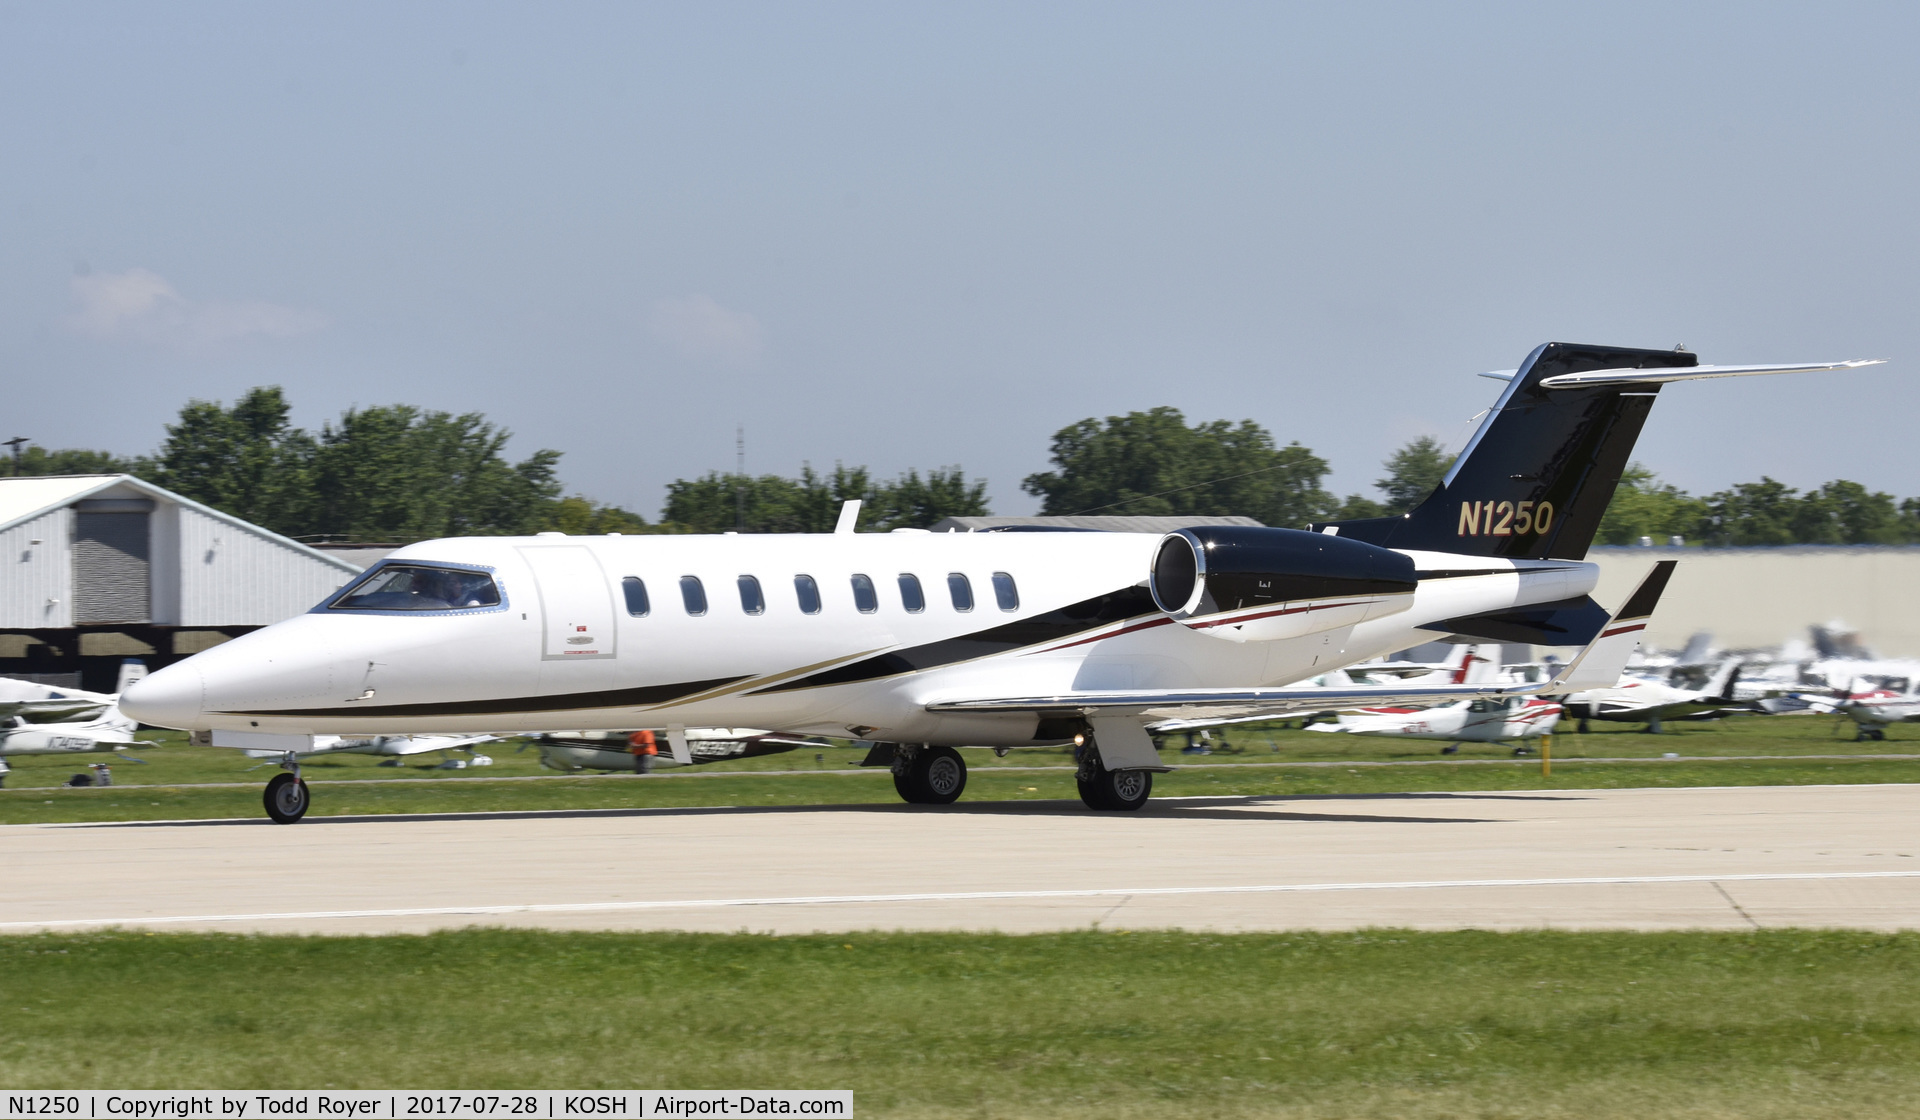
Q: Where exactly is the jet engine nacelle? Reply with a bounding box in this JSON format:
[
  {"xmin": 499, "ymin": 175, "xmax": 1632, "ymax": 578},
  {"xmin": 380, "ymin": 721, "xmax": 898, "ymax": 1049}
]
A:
[{"xmin": 1148, "ymin": 526, "xmax": 1417, "ymax": 643}]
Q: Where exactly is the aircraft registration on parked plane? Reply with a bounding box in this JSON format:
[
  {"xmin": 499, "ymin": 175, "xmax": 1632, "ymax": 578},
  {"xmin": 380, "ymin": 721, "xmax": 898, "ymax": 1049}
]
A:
[{"xmin": 120, "ymin": 342, "xmax": 1880, "ymax": 821}]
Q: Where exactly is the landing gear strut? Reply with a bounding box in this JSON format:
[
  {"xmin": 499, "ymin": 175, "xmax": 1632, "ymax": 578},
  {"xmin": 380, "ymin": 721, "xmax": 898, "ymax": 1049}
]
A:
[
  {"xmin": 264, "ymin": 753, "xmax": 309, "ymax": 823},
  {"xmin": 1076, "ymin": 738, "xmax": 1152, "ymax": 811},
  {"xmin": 892, "ymin": 744, "xmax": 967, "ymax": 804}
]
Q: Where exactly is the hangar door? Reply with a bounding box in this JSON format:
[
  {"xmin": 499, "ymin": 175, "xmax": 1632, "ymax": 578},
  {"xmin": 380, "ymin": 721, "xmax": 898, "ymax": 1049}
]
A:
[
  {"xmin": 72, "ymin": 499, "xmax": 154, "ymax": 624},
  {"xmin": 517, "ymin": 545, "xmax": 616, "ymax": 660}
]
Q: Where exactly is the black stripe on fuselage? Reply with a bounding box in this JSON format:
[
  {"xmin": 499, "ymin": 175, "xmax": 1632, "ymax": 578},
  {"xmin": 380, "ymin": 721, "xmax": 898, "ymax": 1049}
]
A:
[
  {"xmin": 752, "ymin": 585, "xmax": 1160, "ymax": 695},
  {"xmin": 222, "ymin": 676, "xmax": 749, "ymax": 719}
]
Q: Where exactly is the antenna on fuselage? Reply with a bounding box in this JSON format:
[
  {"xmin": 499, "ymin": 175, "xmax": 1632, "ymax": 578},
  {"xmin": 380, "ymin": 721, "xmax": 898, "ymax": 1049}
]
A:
[
  {"xmin": 834, "ymin": 500, "xmax": 862, "ymax": 534},
  {"xmin": 735, "ymin": 423, "xmax": 746, "ymax": 532}
]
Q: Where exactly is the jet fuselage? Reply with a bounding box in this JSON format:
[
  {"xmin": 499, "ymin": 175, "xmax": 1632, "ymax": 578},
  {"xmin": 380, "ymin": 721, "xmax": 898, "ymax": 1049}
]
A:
[{"xmin": 122, "ymin": 530, "xmax": 1594, "ymax": 747}]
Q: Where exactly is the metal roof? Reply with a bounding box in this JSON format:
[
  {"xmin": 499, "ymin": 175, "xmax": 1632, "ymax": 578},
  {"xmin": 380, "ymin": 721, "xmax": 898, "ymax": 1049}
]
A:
[
  {"xmin": 0, "ymin": 474, "xmax": 362, "ymax": 572},
  {"xmin": 927, "ymin": 515, "xmax": 1267, "ymax": 534}
]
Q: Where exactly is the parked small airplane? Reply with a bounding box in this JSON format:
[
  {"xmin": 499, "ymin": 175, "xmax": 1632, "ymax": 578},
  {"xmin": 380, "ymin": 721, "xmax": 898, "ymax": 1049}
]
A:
[
  {"xmin": 1306, "ymin": 695, "xmax": 1563, "ymax": 752},
  {"xmin": 0, "ymin": 705, "xmax": 153, "ymax": 787},
  {"xmin": 230, "ymin": 732, "xmax": 502, "ymax": 768},
  {"xmin": 118, "ymin": 343, "xmax": 1877, "ymax": 821},
  {"xmin": 1759, "ymin": 680, "xmax": 1920, "ymax": 741},
  {"xmin": 0, "ymin": 660, "xmax": 148, "ymax": 724},
  {"xmin": 1561, "ymin": 656, "xmax": 1751, "ymax": 732},
  {"xmin": 528, "ymin": 727, "xmax": 824, "ymax": 772}
]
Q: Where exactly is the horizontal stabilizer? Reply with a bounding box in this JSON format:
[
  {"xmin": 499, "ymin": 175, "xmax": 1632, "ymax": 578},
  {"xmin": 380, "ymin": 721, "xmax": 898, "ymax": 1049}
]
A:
[
  {"xmin": 1548, "ymin": 561, "xmax": 1676, "ymax": 692},
  {"xmin": 1538, "ymin": 359, "xmax": 1883, "ymax": 389},
  {"xmin": 1421, "ymin": 596, "xmax": 1611, "ymax": 646}
]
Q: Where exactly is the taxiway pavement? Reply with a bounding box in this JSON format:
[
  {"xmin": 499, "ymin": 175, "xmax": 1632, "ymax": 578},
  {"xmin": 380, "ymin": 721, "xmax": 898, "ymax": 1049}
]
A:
[{"xmin": 4, "ymin": 784, "xmax": 1917, "ymax": 935}]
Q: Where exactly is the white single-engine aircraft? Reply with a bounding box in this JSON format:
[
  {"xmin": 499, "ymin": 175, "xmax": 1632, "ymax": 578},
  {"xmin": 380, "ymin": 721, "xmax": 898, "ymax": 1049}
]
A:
[
  {"xmin": 0, "ymin": 660, "xmax": 148, "ymax": 724},
  {"xmin": 231, "ymin": 732, "xmax": 502, "ymax": 768},
  {"xmin": 1307, "ymin": 695, "xmax": 1564, "ymax": 751},
  {"xmin": 119, "ymin": 343, "xmax": 1879, "ymax": 822},
  {"xmin": 0, "ymin": 705, "xmax": 153, "ymax": 787}
]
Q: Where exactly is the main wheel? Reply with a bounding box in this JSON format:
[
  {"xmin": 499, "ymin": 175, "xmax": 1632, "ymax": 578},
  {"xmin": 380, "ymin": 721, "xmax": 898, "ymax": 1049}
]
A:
[
  {"xmin": 893, "ymin": 745, "xmax": 967, "ymax": 805},
  {"xmin": 264, "ymin": 772, "xmax": 310, "ymax": 823},
  {"xmin": 1078, "ymin": 765, "xmax": 1152, "ymax": 811}
]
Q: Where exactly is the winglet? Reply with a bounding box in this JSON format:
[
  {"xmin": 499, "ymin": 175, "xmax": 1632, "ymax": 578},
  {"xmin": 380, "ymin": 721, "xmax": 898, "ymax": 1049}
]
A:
[
  {"xmin": 1546, "ymin": 561, "xmax": 1676, "ymax": 692},
  {"xmin": 834, "ymin": 500, "xmax": 862, "ymax": 535}
]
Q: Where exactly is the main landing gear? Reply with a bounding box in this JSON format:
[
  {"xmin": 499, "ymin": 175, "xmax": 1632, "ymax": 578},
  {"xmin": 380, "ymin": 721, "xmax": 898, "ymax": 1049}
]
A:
[
  {"xmin": 263, "ymin": 753, "xmax": 309, "ymax": 823},
  {"xmin": 892, "ymin": 744, "xmax": 968, "ymax": 804},
  {"xmin": 876, "ymin": 736, "xmax": 1156, "ymax": 811},
  {"xmin": 1076, "ymin": 737, "xmax": 1152, "ymax": 811}
]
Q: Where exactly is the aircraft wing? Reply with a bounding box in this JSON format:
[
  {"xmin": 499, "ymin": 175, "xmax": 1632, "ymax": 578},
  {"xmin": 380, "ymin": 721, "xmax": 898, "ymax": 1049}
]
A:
[
  {"xmin": 0, "ymin": 699, "xmax": 113, "ymax": 722},
  {"xmin": 375, "ymin": 733, "xmax": 501, "ymax": 756},
  {"xmin": 929, "ymin": 562, "xmax": 1676, "ymax": 725},
  {"xmin": 929, "ymin": 680, "xmax": 1549, "ymax": 722}
]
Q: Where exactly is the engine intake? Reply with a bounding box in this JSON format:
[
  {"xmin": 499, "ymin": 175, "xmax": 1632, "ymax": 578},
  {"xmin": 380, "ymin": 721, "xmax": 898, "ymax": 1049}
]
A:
[{"xmin": 1149, "ymin": 526, "xmax": 1416, "ymax": 642}]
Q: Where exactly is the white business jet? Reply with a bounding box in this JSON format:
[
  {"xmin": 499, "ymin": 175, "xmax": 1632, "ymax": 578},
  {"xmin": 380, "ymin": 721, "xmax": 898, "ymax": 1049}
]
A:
[{"xmin": 119, "ymin": 343, "xmax": 1879, "ymax": 822}]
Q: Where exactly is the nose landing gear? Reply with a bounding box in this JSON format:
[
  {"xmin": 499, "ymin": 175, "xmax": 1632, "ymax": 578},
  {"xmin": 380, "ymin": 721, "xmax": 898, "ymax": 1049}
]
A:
[{"xmin": 264, "ymin": 753, "xmax": 309, "ymax": 823}]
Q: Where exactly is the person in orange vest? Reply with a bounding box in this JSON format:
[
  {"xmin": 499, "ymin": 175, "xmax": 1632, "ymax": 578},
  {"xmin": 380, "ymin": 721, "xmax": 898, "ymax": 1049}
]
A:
[{"xmin": 629, "ymin": 729, "xmax": 659, "ymax": 774}]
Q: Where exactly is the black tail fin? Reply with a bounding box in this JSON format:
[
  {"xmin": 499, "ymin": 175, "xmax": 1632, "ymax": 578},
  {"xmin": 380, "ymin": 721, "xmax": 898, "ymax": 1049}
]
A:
[{"xmin": 1311, "ymin": 341, "xmax": 1696, "ymax": 560}]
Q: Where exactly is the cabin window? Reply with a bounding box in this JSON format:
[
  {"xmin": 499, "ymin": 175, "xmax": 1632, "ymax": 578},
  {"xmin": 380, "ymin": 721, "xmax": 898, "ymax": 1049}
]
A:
[
  {"xmin": 992, "ymin": 571, "xmax": 1019, "ymax": 611},
  {"xmin": 794, "ymin": 574, "xmax": 822, "ymax": 615},
  {"xmin": 898, "ymin": 573, "xmax": 925, "ymax": 613},
  {"xmin": 851, "ymin": 573, "xmax": 878, "ymax": 613},
  {"xmin": 680, "ymin": 575, "xmax": 708, "ymax": 616},
  {"xmin": 738, "ymin": 575, "xmax": 765, "ymax": 615},
  {"xmin": 947, "ymin": 572, "xmax": 974, "ymax": 611},
  {"xmin": 332, "ymin": 563, "xmax": 500, "ymax": 611},
  {"xmin": 622, "ymin": 576, "xmax": 650, "ymax": 617}
]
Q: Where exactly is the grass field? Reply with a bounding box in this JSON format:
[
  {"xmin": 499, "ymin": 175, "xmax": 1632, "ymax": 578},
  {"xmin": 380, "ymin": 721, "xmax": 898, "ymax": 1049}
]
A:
[
  {"xmin": 3, "ymin": 928, "xmax": 1917, "ymax": 1118},
  {"xmin": 1, "ymin": 716, "xmax": 1916, "ymax": 823}
]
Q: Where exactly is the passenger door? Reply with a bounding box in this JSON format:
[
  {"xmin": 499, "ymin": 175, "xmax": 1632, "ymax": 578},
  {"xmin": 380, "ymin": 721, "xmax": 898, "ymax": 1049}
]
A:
[{"xmin": 517, "ymin": 546, "xmax": 617, "ymax": 660}]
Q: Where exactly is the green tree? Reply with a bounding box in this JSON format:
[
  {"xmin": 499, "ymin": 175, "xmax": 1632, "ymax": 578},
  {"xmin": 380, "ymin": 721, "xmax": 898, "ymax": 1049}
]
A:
[
  {"xmin": 866, "ymin": 467, "xmax": 991, "ymax": 531},
  {"xmin": 662, "ymin": 463, "xmax": 987, "ymax": 533},
  {"xmin": 1375, "ymin": 436, "xmax": 1453, "ymax": 514},
  {"xmin": 545, "ymin": 496, "xmax": 655, "ymax": 535},
  {"xmin": 1021, "ymin": 407, "xmax": 1333, "ymax": 528},
  {"xmin": 307, "ymin": 406, "xmax": 562, "ymax": 540},
  {"xmin": 1596, "ymin": 464, "xmax": 1709, "ymax": 545},
  {"xmin": 151, "ymin": 386, "xmax": 318, "ymax": 535},
  {"xmin": 1789, "ymin": 480, "xmax": 1904, "ymax": 544},
  {"xmin": 0, "ymin": 445, "xmax": 138, "ymax": 477},
  {"xmin": 1326, "ymin": 494, "xmax": 1388, "ymax": 520},
  {"xmin": 1700, "ymin": 477, "xmax": 1804, "ymax": 546}
]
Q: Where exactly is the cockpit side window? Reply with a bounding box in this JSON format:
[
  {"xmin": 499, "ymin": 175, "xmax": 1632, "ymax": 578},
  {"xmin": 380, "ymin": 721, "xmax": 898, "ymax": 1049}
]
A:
[{"xmin": 331, "ymin": 564, "xmax": 501, "ymax": 612}]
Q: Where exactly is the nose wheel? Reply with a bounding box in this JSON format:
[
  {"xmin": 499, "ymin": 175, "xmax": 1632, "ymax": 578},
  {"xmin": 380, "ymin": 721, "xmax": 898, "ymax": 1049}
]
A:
[{"xmin": 264, "ymin": 756, "xmax": 310, "ymax": 823}]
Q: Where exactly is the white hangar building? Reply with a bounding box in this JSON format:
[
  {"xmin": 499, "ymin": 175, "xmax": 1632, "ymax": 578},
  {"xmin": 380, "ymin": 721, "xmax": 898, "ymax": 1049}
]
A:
[{"xmin": 0, "ymin": 475, "xmax": 365, "ymax": 690}]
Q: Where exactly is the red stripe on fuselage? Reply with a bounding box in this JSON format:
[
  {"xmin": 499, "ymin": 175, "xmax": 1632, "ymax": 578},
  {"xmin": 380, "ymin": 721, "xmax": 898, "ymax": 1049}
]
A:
[{"xmin": 1041, "ymin": 615, "xmax": 1177, "ymax": 653}]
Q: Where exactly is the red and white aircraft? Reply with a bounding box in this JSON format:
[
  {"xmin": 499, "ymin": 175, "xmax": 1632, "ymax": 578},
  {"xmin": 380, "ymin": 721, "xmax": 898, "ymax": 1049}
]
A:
[
  {"xmin": 117, "ymin": 343, "xmax": 1876, "ymax": 821},
  {"xmin": 1306, "ymin": 695, "xmax": 1562, "ymax": 751}
]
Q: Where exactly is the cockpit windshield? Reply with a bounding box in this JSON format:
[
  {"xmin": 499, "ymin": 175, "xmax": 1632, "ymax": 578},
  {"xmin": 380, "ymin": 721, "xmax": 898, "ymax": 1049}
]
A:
[{"xmin": 331, "ymin": 564, "xmax": 501, "ymax": 611}]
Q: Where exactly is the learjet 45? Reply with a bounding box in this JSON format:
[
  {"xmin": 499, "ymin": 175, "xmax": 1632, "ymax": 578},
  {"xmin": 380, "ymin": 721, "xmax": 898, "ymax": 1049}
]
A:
[{"xmin": 118, "ymin": 343, "xmax": 1879, "ymax": 821}]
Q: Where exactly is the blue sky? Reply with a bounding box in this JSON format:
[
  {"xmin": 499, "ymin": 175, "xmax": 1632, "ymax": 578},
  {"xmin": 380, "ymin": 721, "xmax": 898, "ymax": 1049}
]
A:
[{"xmin": 2, "ymin": 2, "xmax": 1915, "ymax": 519}]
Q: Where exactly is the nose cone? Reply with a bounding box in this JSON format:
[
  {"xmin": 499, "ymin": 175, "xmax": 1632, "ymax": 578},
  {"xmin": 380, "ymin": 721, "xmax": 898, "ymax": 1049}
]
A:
[{"xmin": 121, "ymin": 662, "xmax": 205, "ymax": 730}]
